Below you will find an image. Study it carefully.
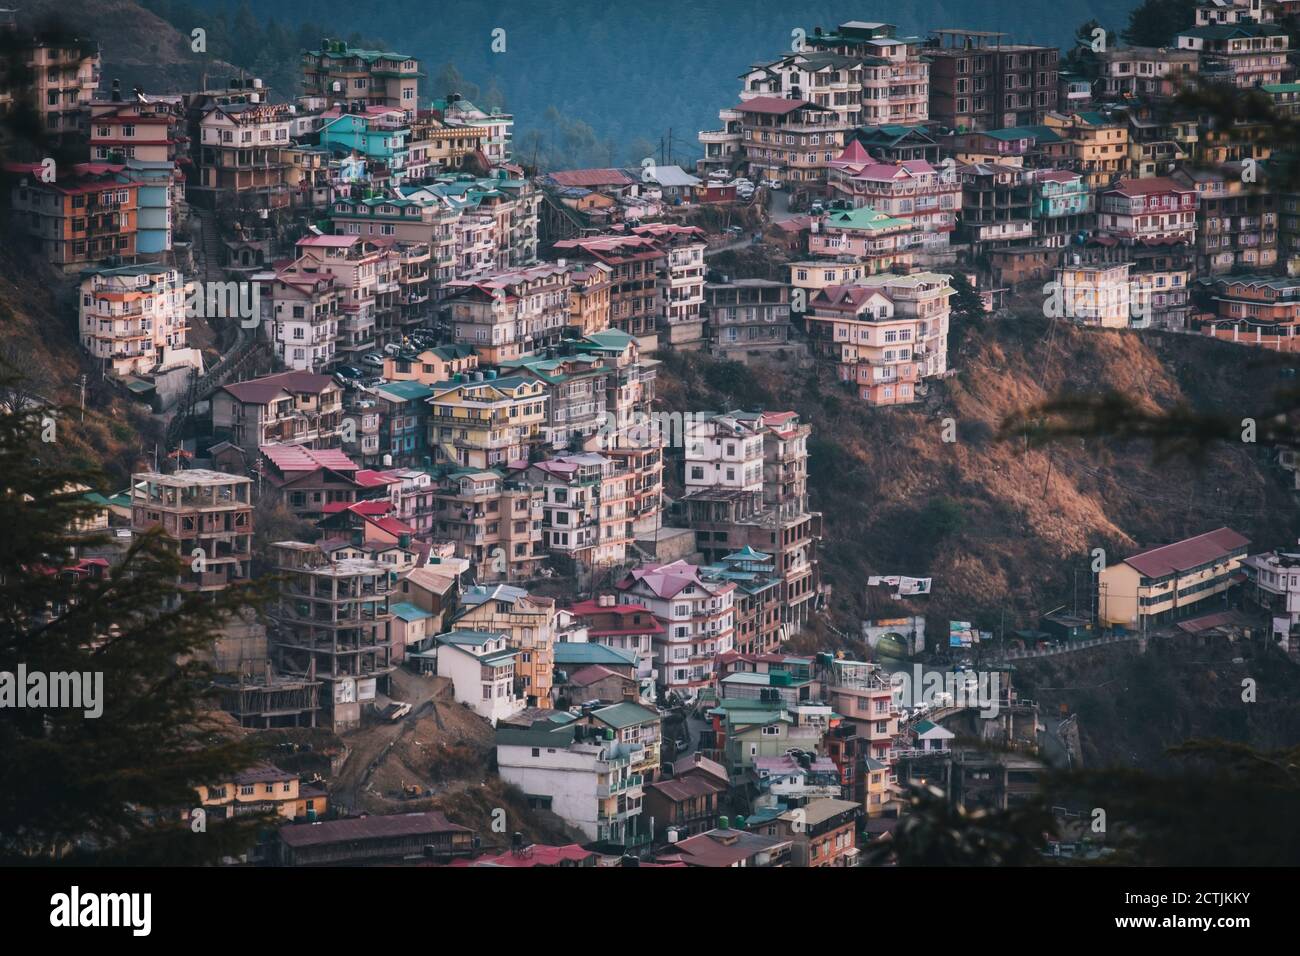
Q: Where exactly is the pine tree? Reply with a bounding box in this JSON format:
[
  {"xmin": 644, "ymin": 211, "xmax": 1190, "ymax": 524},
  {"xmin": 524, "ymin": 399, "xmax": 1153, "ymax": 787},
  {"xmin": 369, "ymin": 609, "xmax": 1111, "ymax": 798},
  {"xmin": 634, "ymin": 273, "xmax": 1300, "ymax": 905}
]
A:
[{"xmin": 0, "ymin": 372, "xmax": 274, "ymax": 863}]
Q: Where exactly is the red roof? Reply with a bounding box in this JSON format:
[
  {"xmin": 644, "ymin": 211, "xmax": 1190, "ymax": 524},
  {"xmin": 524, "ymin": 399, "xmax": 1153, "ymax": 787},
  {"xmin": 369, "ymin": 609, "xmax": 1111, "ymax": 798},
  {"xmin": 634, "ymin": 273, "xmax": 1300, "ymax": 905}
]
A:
[
  {"xmin": 564, "ymin": 664, "xmax": 635, "ymax": 687},
  {"xmin": 833, "ymin": 139, "xmax": 872, "ymax": 165},
  {"xmin": 1123, "ymin": 527, "xmax": 1249, "ymax": 578},
  {"xmin": 365, "ymin": 514, "xmax": 414, "ymax": 537},
  {"xmin": 1107, "ymin": 176, "xmax": 1196, "ymax": 197},
  {"xmin": 353, "ymin": 469, "xmax": 403, "ymax": 489},
  {"xmin": 445, "ymin": 843, "xmax": 595, "ymax": 867},
  {"xmin": 548, "ymin": 168, "xmax": 636, "ymax": 188},
  {"xmin": 221, "ymin": 371, "xmax": 337, "ymax": 405},
  {"xmin": 735, "ymin": 96, "xmax": 818, "ymax": 116},
  {"xmin": 260, "ymin": 444, "xmax": 358, "ymax": 473}
]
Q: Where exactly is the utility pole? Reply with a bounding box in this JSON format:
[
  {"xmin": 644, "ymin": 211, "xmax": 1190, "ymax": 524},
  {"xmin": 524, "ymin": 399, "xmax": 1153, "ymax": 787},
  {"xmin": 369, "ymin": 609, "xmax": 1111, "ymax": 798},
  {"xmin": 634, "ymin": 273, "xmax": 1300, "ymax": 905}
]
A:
[{"xmin": 78, "ymin": 373, "xmax": 87, "ymax": 422}]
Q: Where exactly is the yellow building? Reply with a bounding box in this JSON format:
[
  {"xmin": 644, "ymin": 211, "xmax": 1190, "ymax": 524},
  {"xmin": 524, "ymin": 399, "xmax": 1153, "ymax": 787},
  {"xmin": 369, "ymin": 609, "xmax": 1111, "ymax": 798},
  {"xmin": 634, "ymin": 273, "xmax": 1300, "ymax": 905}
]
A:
[
  {"xmin": 1098, "ymin": 528, "xmax": 1250, "ymax": 629},
  {"xmin": 195, "ymin": 764, "xmax": 327, "ymax": 822},
  {"xmin": 427, "ymin": 374, "xmax": 547, "ymax": 469},
  {"xmin": 1051, "ymin": 261, "xmax": 1133, "ymax": 329},
  {"xmin": 1042, "ymin": 112, "xmax": 1130, "ymax": 190},
  {"xmin": 454, "ymin": 584, "xmax": 557, "ymax": 707}
]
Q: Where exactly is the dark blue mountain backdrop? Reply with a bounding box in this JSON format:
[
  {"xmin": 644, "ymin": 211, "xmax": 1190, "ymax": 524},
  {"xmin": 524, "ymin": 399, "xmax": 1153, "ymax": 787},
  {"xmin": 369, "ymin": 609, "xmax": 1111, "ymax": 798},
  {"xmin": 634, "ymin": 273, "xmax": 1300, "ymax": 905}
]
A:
[{"xmin": 187, "ymin": 0, "xmax": 1144, "ymax": 167}]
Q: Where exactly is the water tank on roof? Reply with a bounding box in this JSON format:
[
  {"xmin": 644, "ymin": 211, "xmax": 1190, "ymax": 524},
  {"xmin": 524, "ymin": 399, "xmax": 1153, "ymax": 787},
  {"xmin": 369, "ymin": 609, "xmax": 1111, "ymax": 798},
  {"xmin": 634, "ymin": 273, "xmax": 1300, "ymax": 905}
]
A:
[
  {"xmin": 382, "ymin": 454, "xmax": 393, "ymax": 467},
  {"xmin": 719, "ymin": 816, "xmax": 730, "ymax": 830}
]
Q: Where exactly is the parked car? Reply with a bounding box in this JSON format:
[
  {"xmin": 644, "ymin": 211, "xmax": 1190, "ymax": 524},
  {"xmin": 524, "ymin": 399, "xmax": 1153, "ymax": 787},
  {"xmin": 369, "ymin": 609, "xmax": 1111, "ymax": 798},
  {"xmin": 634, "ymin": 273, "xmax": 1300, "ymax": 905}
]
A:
[
  {"xmin": 726, "ymin": 224, "xmax": 744, "ymax": 235},
  {"xmin": 933, "ymin": 691, "xmax": 954, "ymax": 707},
  {"xmin": 810, "ymin": 201, "xmax": 825, "ymax": 214},
  {"xmin": 729, "ymin": 178, "xmax": 753, "ymax": 188},
  {"xmin": 334, "ymin": 364, "xmax": 363, "ymax": 380},
  {"xmin": 764, "ymin": 178, "xmax": 784, "ymax": 190},
  {"xmin": 361, "ymin": 353, "xmax": 385, "ymax": 368}
]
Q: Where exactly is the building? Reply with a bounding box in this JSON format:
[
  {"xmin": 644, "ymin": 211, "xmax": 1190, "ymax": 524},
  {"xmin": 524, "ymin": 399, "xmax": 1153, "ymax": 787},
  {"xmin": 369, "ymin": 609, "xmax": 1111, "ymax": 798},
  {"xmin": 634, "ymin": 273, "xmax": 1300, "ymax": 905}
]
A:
[
  {"xmin": 5, "ymin": 162, "xmax": 140, "ymax": 269},
  {"xmin": 1174, "ymin": 164, "xmax": 1278, "ymax": 275},
  {"xmin": 273, "ymin": 811, "xmax": 474, "ymax": 866},
  {"xmin": 1193, "ymin": 273, "xmax": 1300, "ymax": 351},
  {"xmin": 425, "ymin": 629, "xmax": 524, "ymax": 724},
  {"xmin": 1051, "ymin": 260, "xmax": 1134, "ymax": 329},
  {"xmin": 654, "ymin": 826, "xmax": 792, "ymax": 867},
  {"xmin": 212, "ymin": 371, "xmax": 345, "ymax": 457},
  {"xmin": 616, "ymin": 560, "xmax": 736, "ymax": 695},
  {"xmin": 705, "ymin": 279, "xmax": 793, "ymax": 361},
  {"xmin": 925, "ymin": 30, "xmax": 1059, "ymax": 130},
  {"xmin": 1175, "ymin": 22, "xmax": 1290, "ymax": 89},
  {"xmin": 732, "ymin": 96, "xmax": 848, "ymax": 193},
  {"xmin": 258, "ymin": 265, "xmax": 341, "ymax": 372},
  {"xmin": 1244, "ymin": 549, "xmax": 1300, "ymax": 636},
  {"xmin": 630, "ymin": 223, "xmax": 708, "ymax": 350},
  {"xmin": 1097, "ymin": 47, "xmax": 1200, "ymax": 101},
  {"xmin": 526, "ymin": 453, "xmax": 636, "ymax": 569},
  {"xmin": 567, "ymin": 596, "xmax": 663, "ymax": 690},
  {"xmin": 804, "ymin": 21, "xmax": 929, "ymax": 126},
  {"xmin": 191, "ymin": 101, "xmax": 293, "ymax": 211},
  {"xmin": 266, "ymin": 541, "xmax": 396, "ymax": 731},
  {"xmin": 579, "ymin": 701, "xmax": 662, "ymax": 783},
  {"xmin": 15, "ymin": 31, "xmax": 100, "ymax": 137},
  {"xmin": 548, "ymin": 234, "xmax": 664, "ymax": 346},
  {"xmin": 823, "ymin": 658, "xmax": 898, "ymax": 766},
  {"xmin": 196, "ymin": 763, "xmax": 326, "ymax": 822},
  {"xmin": 827, "ymin": 148, "xmax": 962, "ymax": 252},
  {"xmin": 642, "ymin": 771, "xmax": 726, "ymax": 843},
  {"xmin": 78, "ymin": 263, "xmax": 198, "ymax": 377},
  {"xmin": 454, "ymin": 584, "xmax": 557, "ymax": 707},
  {"xmin": 755, "ymin": 798, "xmax": 862, "ymax": 867},
  {"xmin": 445, "ymin": 262, "xmax": 574, "ymax": 363},
  {"xmin": 1096, "ymin": 177, "xmax": 1199, "ymax": 246},
  {"xmin": 958, "ymin": 161, "xmax": 1034, "ymax": 253},
  {"xmin": 807, "ymin": 205, "xmax": 914, "ymax": 275},
  {"xmin": 426, "ymin": 374, "xmax": 547, "ymax": 470},
  {"xmin": 1098, "ymin": 527, "xmax": 1251, "ymax": 629},
  {"xmin": 301, "ymin": 39, "xmax": 421, "ymax": 117},
  {"xmin": 496, "ymin": 719, "xmax": 648, "ymax": 850},
  {"xmin": 805, "ymin": 273, "xmax": 954, "ymax": 405},
  {"xmin": 424, "ymin": 467, "xmax": 545, "ymax": 582},
  {"xmin": 130, "ymin": 470, "xmax": 253, "ymax": 595}
]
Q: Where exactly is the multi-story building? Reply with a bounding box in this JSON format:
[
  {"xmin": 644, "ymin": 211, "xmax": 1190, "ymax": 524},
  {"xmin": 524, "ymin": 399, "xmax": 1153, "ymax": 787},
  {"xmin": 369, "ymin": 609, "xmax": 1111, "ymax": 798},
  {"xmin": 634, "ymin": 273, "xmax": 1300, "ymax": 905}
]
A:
[
  {"xmin": 732, "ymin": 96, "xmax": 848, "ymax": 193},
  {"xmin": 1098, "ymin": 527, "xmax": 1250, "ymax": 629},
  {"xmin": 426, "ymin": 467, "xmax": 545, "ymax": 582},
  {"xmin": 526, "ymin": 453, "xmax": 636, "ymax": 569},
  {"xmin": 435, "ymin": 96, "xmax": 515, "ymax": 166},
  {"xmin": 1040, "ymin": 111, "xmax": 1131, "ymax": 189},
  {"xmin": 290, "ymin": 234, "xmax": 391, "ymax": 360},
  {"xmin": 805, "ymin": 272, "xmax": 953, "ymax": 404},
  {"xmin": 1173, "ymin": 164, "xmax": 1278, "ymax": 275},
  {"xmin": 705, "ymin": 279, "xmax": 792, "ymax": 361},
  {"xmin": 828, "ymin": 149, "xmax": 961, "ymax": 251},
  {"xmin": 496, "ymin": 719, "xmax": 647, "ymax": 850},
  {"xmin": 212, "ymin": 371, "xmax": 345, "ymax": 458},
  {"xmin": 631, "ymin": 223, "xmax": 707, "ymax": 349},
  {"xmin": 822, "ymin": 658, "xmax": 898, "ymax": 766},
  {"xmin": 318, "ymin": 106, "xmax": 410, "ymax": 186},
  {"xmin": 454, "ymin": 585, "xmax": 557, "ymax": 708},
  {"xmin": 427, "ymin": 629, "xmax": 524, "ymax": 724},
  {"xmin": 21, "ymin": 32, "xmax": 100, "ymax": 137},
  {"xmin": 1192, "ymin": 273, "xmax": 1300, "ymax": 351},
  {"xmin": 130, "ymin": 470, "xmax": 253, "ymax": 595},
  {"xmin": 445, "ymin": 261, "xmax": 574, "ymax": 363},
  {"xmin": 1175, "ymin": 22, "xmax": 1290, "ymax": 88},
  {"xmin": 258, "ymin": 265, "xmax": 341, "ymax": 371},
  {"xmin": 925, "ymin": 30, "xmax": 1059, "ymax": 130},
  {"xmin": 567, "ymin": 595, "xmax": 663, "ymax": 688},
  {"xmin": 78, "ymin": 263, "xmax": 196, "ymax": 377},
  {"xmin": 1096, "ymin": 177, "xmax": 1199, "ymax": 246},
  {"xmin": 616, "ymin": 560, "xmax": 736, "ymax": 695},
  {"xmin": 5, "ymin": 162, "xmax": 139, "ymax": 269},
  {"xmin": 426, "ymin": 373, "xmax": 547, "ymax": 470},
  {"xmin": 548, "ymin": 234, "xmax": 664, "ymax": 346},
  {"xmin": 804, "ymin": 21, "xmax": 929, "ymax": 126},
  {"xmin": 755, "ymin": 798, "xmax": 862, "ymax": 867},
  {"xmin": 1029, "ymin": 169, "xmax": 1094, "ymax": 246},
  {"xmin": 267, "ymin": 541, "xmax": 396, "ymax": 731},
  {"xmin": 958, "ymin": 162, "xmax": 1035, "ymax": 254},
  {"xmin": 191, "ymin": 101, "xmax": 293, "ymax": 211},
  {"xmin": 301, "ymin": 39, "xmax": 421, "ymax": 117},
  {"xmin": 1097, "ymin": 47, "xmax": 1199, "ymax": 101},
  {"xmin": 579, "ymin": 701, "xmax": 662, "ymax": 784},
  {"xmin": 1244, "ymin": 549, "xmax": 1300, "ymax": 636},
  {"xmin": 684, "ymin": 412, "xmax": 766, "ymax": 495},
  {"xmin": 808, "ymin": 205, "xmax": 914, "ymax": 274},
  {"xmin": 1052, "ymin": 259, "xmax": 1134, "ymax": 329}
]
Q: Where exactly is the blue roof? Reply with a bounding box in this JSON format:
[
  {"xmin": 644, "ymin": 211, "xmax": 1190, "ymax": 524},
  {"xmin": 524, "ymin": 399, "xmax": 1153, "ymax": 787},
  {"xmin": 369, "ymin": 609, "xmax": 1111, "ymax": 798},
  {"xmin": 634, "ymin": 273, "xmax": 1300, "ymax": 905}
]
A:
[
  {"xmin": 552, "ymin": 643, "xmax": 637, "ymax": 667},
  {"xmin": 390, "ymin": 602, "xmax": 433, "ymax": 622}
]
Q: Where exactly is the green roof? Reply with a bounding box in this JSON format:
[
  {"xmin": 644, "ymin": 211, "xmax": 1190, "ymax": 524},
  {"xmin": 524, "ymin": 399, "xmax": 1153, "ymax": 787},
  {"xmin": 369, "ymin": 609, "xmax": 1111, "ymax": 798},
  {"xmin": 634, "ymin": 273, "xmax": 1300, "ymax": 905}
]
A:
[
  {"xmin": 437, "ymin": 629, "xmax": 506, "ymax": 647},
  {"xmin": 497, "ymin": 721, "xmax": 578, "ymax": 749},
  {"xmin": 373, "ymin": 381, "xmax": 435, "ymax": 402},
  {"xmin": 553, "ymin": 643, "xmax": 637, "ymax": 667},
  {"xmin": 390, "ymin": 602, "xmax": 433, "ymax": 622},
  {"xmin": 590, "ymin": 702, "xmax": 659, "ymax": 729},
  {"xmin": 1263, "ymin": 83, "xmax": 1300, "ymax": 94},
  {"xmin": 823, "ymin": 205, "xmax": 909, "ymax": 232}
]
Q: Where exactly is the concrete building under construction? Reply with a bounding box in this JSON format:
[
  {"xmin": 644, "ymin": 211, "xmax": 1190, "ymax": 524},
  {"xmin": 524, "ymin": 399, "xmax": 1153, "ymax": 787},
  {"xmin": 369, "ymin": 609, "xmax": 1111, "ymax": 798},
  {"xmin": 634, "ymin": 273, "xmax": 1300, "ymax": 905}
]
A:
[{"xmin": 267, "ymin": 541, "xmax": 396, "ymax": 731}]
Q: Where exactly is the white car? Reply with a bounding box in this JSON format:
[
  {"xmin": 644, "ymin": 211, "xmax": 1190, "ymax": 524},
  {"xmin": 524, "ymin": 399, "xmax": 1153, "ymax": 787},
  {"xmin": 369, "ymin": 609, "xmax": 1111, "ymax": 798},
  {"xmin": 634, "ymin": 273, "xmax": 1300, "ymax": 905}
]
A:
[
  {"xmin": 765, "ymin": 178, "xmax": 784, "ymax": 190},
  {"xmin": 729, "ymin": 178, "xmax": 753, "ymax": 188}
]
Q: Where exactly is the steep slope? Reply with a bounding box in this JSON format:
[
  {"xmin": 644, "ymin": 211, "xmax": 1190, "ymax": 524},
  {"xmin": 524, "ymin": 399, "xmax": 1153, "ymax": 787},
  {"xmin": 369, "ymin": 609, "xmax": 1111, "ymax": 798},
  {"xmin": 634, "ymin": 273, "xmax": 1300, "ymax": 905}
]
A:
[{"xmin": 656, "ymin": 308, "xmax": 1300, "ymax": 635}]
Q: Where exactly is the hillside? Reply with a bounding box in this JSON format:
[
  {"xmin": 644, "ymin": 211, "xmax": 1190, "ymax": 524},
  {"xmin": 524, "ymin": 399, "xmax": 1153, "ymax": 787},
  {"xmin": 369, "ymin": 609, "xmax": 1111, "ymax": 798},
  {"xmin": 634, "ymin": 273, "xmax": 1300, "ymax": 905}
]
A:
[
  {"xmin": 655, "ymin": 306, "xmax": 1300, "ymax": 637},
  {"xmin": 19, "ymin": 0, "xmax": 240, "ymax": 94}
]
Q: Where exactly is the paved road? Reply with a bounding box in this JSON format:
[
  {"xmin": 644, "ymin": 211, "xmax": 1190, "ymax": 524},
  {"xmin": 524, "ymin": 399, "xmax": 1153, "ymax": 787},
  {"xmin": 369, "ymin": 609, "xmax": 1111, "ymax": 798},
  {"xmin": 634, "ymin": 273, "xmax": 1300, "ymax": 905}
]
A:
[{"xmin": 767, "ymin": 188, "xmax": 798, "ymax": 223}]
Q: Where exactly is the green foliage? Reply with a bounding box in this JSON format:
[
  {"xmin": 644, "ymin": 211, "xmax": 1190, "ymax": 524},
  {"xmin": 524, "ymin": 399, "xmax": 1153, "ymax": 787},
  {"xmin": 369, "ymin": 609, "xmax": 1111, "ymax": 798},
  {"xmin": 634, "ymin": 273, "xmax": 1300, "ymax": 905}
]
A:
[
  {"xmin": 1121, "ymin": 0, "xmax": 1198, "ymax": 47},
  {"xmin": 0, "ymin": 370, "xmax": 274, "ymax": 863},
  {"xmin": 1061, "ymin": 20, "xmax": 1108, "ymax": 82},
  {"xmin": 869, "ymin": 784, "xmax": 1057, "ymax": 866}
]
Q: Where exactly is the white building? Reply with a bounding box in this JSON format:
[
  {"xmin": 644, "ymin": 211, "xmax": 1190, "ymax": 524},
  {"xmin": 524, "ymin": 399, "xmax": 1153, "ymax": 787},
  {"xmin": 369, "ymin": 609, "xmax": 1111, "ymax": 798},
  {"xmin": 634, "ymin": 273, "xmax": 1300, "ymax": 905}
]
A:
[
  {"xmin": 1245, "ymin": 549, "xmax": 1300, "ymax": 638},
  {"xmin": 79, "ymin": 263, "xmax": 202, "ymax": 377},
  {"xmin": 496, "ymin": 719, "xmax": 646, "ymax": 847},
  {"xmin": 684, "ymin": 412, "xmax": 766, "ymax": 494},
  {"xmin": 429, "ymin": 630, "xmax": 524, "ymax": 725},
  {"xmin": 615, "ymin": 560, "xmax": 735, "ymax": 694}
]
